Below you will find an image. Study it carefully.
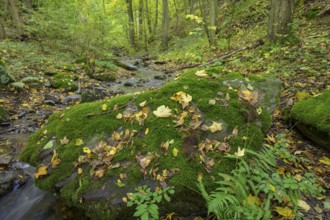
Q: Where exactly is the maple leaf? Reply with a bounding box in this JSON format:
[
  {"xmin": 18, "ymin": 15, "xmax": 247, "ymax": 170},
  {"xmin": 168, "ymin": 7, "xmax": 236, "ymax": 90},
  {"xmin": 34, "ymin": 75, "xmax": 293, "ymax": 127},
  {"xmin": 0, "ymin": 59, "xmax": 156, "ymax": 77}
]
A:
[
  {"xmin": 171, "ymin": 91, "xmax": 192, "ymax": 109},
  {"xmin": 195, "ymin": 70, "xmax": 208, "ymax": 77},
  {"xmin": 208, "ymin": 121, "xmax": 223, "ymax": 133},
  {"xmin": 60, "ymin": 136, "xmax": 69, "ymax": 145},
  {"xmin": 34, "ymin": 165, "xmax": 48, "ymax": 179},
  {"xmin": 234, "ymin": 147, "xmax": 245, "ymax": 157},
  {"xmin": 153, "ymin": 105, "xmax": 172, "ymax": 118},
  {"xmin": 51, "ymin": 150, "xmax": 61, "ymax": 168},
  {"xmin": 237, "ymin": 89, "xmax": 258, "ymax": 105}
]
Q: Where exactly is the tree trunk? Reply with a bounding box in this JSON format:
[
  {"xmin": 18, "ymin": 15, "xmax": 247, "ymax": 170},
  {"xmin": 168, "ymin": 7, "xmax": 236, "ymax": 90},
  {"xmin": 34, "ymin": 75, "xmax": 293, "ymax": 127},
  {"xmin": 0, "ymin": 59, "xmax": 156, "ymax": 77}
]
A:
[
  {"xmin": 268, "ymin": 0, "xmax": 294, "ymax": 42},
  {"xmin": 0, "ymin": 18, "xmax": 6, "ymax": 40},
  {"xmin": 126, "ymin": 0, "xmax": 136, "ymax": 48},
  {"xmin": 154, "ymin": 0, "xmax": 159, "ymax": 36},
  {"xmin": 138, "ymin": 0, "xmax": 144, "ymax": 42},
  {"xmin": 161, "ymin": 0, "xmax": 169, "ymax": 50},
  {"xmin": 145, "ymin": 0, "xmax": 153, "ymax": 34},
  {"xmin": 8, "ymin": 0, "xmax": 22, "ymax": 35},
  {"xmin": 208, "ymin": 0, "xmax": 216, "ymax": 46}
]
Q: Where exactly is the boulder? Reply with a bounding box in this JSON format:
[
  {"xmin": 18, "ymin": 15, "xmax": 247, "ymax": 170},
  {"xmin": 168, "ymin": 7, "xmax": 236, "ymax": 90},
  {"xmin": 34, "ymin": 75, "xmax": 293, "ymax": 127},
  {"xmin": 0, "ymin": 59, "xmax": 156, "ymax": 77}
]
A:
[
  {"xmin": 20, "ymin": 68, "xmax": 280, "ymax": 219},
  {"xmin": 50, "ymin": 72, "xmax": 78, "ymax": 92},
  {"xmin": 290, "ymin": 91, "xmax": 330, "ymax": 150}
]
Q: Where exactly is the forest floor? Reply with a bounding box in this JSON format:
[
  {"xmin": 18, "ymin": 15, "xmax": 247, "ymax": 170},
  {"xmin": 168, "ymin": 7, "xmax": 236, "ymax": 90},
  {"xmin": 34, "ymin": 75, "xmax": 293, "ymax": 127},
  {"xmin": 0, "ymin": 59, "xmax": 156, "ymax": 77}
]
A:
[{"xmin": 0, "ymin": 13, "xmax": 330, "ymax": 220}]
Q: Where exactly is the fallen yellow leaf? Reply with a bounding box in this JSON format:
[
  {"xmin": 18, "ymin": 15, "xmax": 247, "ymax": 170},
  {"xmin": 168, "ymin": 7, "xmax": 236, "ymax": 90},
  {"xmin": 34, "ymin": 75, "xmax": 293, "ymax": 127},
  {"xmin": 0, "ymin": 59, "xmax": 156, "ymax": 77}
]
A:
[
  {"xmin": 51, "ymin": 150, "xmax": 60, "ymax": 168},
  {"xmin": 101, "ymin": 104, "xmax": 107, "ymax": 111},
  {"xmin": 78, "ymin": 167, "xmax": 83, "ymax": 174},
  {"xmin": 275, "ymin": 206, "xmax": 294, "ymax": 219},
  {"xmin": 34, "ymin": 165, "xmax": 48, "ymax": 179},
  {"xmin": 116, "ymin": 113, "xmax": 123, "ymax": 119},
  {"xmin": 75, "ymin": 139, "xmax": 83, "ymax": 146},
  {"xmin": 208, "ymin": 121, "xmax": 222, "ymax": 133},
  {"xmin": 83, "ymin": 147, "xmax": 91, "ymax": 154},
  {"xmin": 298, "ymin": 200, "xmax": 310, "ymax": 211},
  {"xmin": 153, "ymin": 105, "xmax": 172, "ymax": 118},
  {"xmin": 319, "ymin": 156, "xmax": 330, "ymax": 166},
  {"xmin": 234, "ymin": 147, "xmax": 245, "ymax": 157},
  {"xmin": 195, "ymin": 70, "xmax": 208, "ymax": 77},
  {"xmin": 173, "ymin": 148, "xmax": 179, "ymax": 157},
  {"xmin": 60, "ymin": 136, "xmax": 69, "ymax": 145}
]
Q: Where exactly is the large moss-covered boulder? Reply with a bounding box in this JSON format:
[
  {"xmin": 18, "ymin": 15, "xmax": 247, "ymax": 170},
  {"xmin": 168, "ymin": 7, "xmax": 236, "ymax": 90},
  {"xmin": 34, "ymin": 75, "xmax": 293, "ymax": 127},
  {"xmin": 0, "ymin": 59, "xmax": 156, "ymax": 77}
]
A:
[
  {"xmin": 51, "ymin": 72, "xmax": 78, "ymax": 92},
  {"xmin": 290, "ymin": 90, "xmax": 330, "ymax": 150},
  {"xmin": 20, "ymin": 68, "xmax": 280, "ymax": 219}
]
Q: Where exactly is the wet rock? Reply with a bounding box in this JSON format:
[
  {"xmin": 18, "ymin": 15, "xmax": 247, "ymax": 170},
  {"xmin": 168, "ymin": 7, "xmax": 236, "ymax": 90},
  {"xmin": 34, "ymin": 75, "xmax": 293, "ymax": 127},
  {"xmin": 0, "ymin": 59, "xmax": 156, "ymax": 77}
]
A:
[
  {"xmin": 81, "ymin": 90, "xmax": 104, "ymax": 103},
  {"xmin": 0, "ymin": 168, "xmax": 30, "ymax": 197},
  {"xmin": 0, "ymin": 105, "xmax": 10, "ymax": 123},
  {"xmin": 18, "ymin": 111, "xmax": 27, "ymax": 118},
  {"xmin": 44, "ymin": 94, "xmax": 60, "ymax": 104},
  {"xmin": 154, "ymin": 60, "xmax": 166, "ymax": 65},
  {"xmin": 154, "ymin": 75, "xmax": 166, "ymax": 80},
  {"xmin": 0, "ymin": 156, "xmax": 13, "ymax": 166},
  {"xmin": 62, "ymin": 94, "xmax": 82, "ymax": 105},
  {"xmin": 124, "ymin": 79, "xmax": 136, "ymax": 87},
  {"xmin": 44, "ymin": 100, "xmax": 56, "ymax": 105}
]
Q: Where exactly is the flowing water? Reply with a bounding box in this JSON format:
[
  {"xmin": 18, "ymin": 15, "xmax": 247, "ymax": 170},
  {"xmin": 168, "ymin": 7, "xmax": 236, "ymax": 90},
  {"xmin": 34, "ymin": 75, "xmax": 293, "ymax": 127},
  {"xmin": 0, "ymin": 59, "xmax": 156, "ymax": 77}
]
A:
[{"xmin": 0, "ymin": 59, "xmax": 174, "ymax": 220}]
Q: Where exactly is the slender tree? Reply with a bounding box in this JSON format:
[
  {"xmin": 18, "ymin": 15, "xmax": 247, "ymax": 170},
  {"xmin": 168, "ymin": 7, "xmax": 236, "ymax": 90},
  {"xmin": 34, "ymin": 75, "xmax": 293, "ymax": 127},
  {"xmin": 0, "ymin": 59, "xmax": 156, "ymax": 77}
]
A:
[
  {"xmin": 126, "ymin": 0, "xmax": 136, "ymax": 47},
  {"xmin": 208, "ymin": 0, "xmax": 216, "ymax": 46},
  {"xmin": 161, "ymin": 0, "xmax": 169, "ymax": 50},
  {"xmin": 268, "ymin": 0, "xmax": 295, "ymax": 42}
]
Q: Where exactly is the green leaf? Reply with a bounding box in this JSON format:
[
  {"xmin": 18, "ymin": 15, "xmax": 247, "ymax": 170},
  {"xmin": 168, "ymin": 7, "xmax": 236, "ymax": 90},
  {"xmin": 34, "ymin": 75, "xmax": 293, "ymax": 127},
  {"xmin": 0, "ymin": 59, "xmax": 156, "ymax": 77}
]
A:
[{"xmin": 43, "ymin": 140, "xmax": 54, "ymax": 150}]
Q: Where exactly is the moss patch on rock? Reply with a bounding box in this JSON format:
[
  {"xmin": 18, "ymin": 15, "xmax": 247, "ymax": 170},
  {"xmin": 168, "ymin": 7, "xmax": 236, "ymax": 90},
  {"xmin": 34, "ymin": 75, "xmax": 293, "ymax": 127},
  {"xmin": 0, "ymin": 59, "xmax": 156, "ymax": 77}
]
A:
[
  {"xmin": 290, "ymin": 90, "xmax": 330, "ymax": 150},
  {"xmin": 0, "ymin": 105, "xmax": 10, "ymax": 123},
  {"xmin": 51, "ymin": 72, "xmax": 78, "ymax": 92},
  {"xmin": 20, "ymin": 67, "xmax": 279, "ymax": 219}
]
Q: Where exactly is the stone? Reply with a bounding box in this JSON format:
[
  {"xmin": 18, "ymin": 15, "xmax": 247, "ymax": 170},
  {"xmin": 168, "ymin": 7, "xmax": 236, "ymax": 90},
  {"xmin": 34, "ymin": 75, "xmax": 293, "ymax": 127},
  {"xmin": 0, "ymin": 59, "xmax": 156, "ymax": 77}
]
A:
[
  {"xmin": 0, "ymin": 105, "xmax": 10, "ymax": 123},
  {"xmin": 61, "ymin": 94, "xmax": 82, "ymax": 105},
  {"xmin": 20, "ymin": 69, "xmax": 281, "ymax": 219},
  {"xmin": 290, "ymin": 91, "xmax": 330, "ymax": 150},
  {"xmin": 0, "ymin": 168, "xmax": 30, "ymax": 198}
]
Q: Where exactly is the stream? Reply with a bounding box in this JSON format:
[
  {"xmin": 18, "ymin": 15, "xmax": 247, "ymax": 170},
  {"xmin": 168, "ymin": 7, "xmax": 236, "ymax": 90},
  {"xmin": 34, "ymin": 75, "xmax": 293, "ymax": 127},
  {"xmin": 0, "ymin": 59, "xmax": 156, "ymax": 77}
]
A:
[{"xmin": 0, "ymin": 59, "xmax": 175, "ymax": 220}]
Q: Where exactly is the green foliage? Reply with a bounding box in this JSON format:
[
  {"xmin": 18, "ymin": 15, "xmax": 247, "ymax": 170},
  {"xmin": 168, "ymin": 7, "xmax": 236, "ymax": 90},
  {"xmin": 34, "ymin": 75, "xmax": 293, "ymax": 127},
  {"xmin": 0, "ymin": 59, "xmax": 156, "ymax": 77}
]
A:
[
  {"xmin": 126, "ymin": 185, "xmax": 175, "ymax": 220},
  {"xmin": 10, "ymin": 82, "xmax": 25, "ymax": 89},
  {"xmin": 198, "ymin": 134, "xmax": 324, "ymax": 219},
  {"xmin": 0, "ymin": 64, "xmax": 15, "ymax": 84}
]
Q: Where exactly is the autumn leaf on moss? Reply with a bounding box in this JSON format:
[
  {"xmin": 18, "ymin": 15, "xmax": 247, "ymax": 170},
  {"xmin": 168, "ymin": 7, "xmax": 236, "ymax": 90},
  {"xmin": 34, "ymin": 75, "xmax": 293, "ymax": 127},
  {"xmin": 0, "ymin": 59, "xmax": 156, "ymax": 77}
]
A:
[
  {"xmin": 195, "ymin": 70, "xmax": 208, "ymax": 77},
  {"xmin": 275, "ymin": 206, "xmax": 294, "ymax": 219},
  {"xmin": 139, "ymin": 100, "xmax": 147, "ymax": 107},
  {"xmin": 206, "ymin": 121, "xmax": 223, "ymax": 133},
  {"xmin": 60, "ymin": 136, "xmax": 69, "ymax": 145},
  {"xmin": 75, "ymin": 138, "xmax": 83, "ymax": 146},
  {"xmin": 171, "ymin": 91, "xmax": 192, "ymax": 109},
  {"xmin": 51, "ymin": 150, "xmax": 60, "ymax": 168},
  {"xmin": 83, "ymin": 147, "xmax": 91, "ymax": 154},
  {"xmin": 78, "ymin": 167, "xmax": 83, "ymax": 174},
  {"xmin": 298, "ymin": 200, "xmax": 311, "ymax": 211},
  {"xmin": 101, "ymin": 104, "xmax": 107, "ymax": 111},
  {"xmin": 34, "ymin": 165, "xmax": 48, "ymax": 179},
  {"xmin": 43, "ymin": 140, "xmax": 53, "ymax": 150},
  {"xmin": 136, "ymin": 152, "xmax": 159, "ymax": 169},
  {"xmin": 237, "ymin": 89, "xmax": 258, "ymax": 105},
  {"xmin": 172, "ymin": 148, "xmax": 179, "ymax": 157},
  {"xmin": 153, "ymin": 105, "xmax": 172, "ymax": 118}
]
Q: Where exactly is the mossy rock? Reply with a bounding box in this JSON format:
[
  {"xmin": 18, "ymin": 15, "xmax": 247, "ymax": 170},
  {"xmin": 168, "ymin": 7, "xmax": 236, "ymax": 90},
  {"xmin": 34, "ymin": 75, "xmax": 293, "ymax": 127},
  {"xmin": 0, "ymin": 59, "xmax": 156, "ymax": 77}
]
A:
[
  {"xmin": 90, "ymin": 70, "xmax": 116, "ymax": 82},
  {"xmin": 51, "ymin": 72, "xmax": 78, "ymax": 92},
  {"xmin": 0, "ymin": 105, "xmax": 10, "ymax": 123},
  {"xmin": 290, "ymin": 90, "xmax": 330, "ymax": 150},
  {"xmin": 20, "ymin": 68, "xmax": 280, "ymax": 219}
]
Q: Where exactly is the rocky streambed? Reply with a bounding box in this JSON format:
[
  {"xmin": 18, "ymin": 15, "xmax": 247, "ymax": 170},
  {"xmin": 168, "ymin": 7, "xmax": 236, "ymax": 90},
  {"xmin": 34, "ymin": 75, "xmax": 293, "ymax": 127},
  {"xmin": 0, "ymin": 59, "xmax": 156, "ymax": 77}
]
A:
[{"xmin": 0, "ymin": 58, "xmax": 176, "ymax": 220}]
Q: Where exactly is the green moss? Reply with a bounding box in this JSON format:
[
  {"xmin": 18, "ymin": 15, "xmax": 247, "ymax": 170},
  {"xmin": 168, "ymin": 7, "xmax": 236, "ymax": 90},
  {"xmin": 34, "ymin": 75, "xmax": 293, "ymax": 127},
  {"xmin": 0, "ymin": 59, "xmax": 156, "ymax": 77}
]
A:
[
  {"xmin": 51, "ymin": 72, "xmax": 78, "ymax": 91},
  {"xmin": 0, "ymin": 105, "xmax": 10, "ymax": 123},
  {"xmin": 291, "ymin": 91, "xmax": 330, "ymax": 133},
  {"xmin": 20, "ymin": 67, "xmax": 279, "ymax": 219}
]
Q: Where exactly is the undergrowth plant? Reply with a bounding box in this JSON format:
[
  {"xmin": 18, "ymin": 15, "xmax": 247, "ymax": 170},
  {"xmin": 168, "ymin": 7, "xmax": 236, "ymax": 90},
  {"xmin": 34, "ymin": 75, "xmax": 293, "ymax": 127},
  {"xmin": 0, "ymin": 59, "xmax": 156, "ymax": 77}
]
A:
[
  {"xmin": 125, "ymin": 185, "xmax": 175, "ymax": 220},
  {"xmin": 198, "ymin": 134, "xmax": 324, "ymax": 220}
]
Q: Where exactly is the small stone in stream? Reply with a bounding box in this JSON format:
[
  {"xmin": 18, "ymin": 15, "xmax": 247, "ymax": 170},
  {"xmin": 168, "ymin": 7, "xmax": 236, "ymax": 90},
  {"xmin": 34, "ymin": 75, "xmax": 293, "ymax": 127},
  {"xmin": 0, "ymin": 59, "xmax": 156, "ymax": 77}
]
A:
[
  {"xmin": 62, "ymin": 94, "xmax": 82, "ymax": 105},
  {"xmin": 44, "ymin": 94, "xmax": 60, "ymax": 103},
  {"xmin": 154, "ymin": 75, "xmax": 166, "ymax": 80},
  {"xmin": 124, "ymin": 80, "xmax": 135, "ymax": 87},
  {"xmin": 44, "ymin": 100, "xmax": 56, "ymax": 105},
  {"xmin": 113, "ymin": 89, "xmax": 125, "ymax": 95},
  {"xmin": 154, "ymin": 60, "xmax": 166, "ymax": 65}
]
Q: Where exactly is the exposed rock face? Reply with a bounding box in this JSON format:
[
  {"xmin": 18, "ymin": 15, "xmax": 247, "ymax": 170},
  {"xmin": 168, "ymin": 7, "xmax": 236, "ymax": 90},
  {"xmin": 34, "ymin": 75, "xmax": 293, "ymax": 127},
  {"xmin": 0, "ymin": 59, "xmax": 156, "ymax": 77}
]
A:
[
  {"xmin": 290, "ymin": 91, "xmax": 330, "ymax": 150},
  {"xmin": 20, "ymin": 69, "xmax": 281, "ymax": 219}
]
